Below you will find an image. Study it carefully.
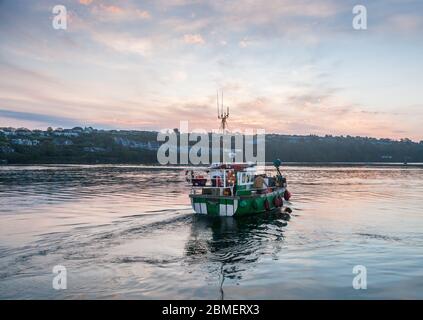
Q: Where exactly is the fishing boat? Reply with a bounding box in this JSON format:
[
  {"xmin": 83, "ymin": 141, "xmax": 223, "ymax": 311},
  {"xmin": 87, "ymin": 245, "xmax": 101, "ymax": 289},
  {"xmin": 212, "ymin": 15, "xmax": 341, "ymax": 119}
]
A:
[
  {"xmin": 187, "ymin": 91, "xmax": 291, "ymax": 216},
  {"xmin": 188, "ymin": 159, "xmax": 291, "ymax": 216}
]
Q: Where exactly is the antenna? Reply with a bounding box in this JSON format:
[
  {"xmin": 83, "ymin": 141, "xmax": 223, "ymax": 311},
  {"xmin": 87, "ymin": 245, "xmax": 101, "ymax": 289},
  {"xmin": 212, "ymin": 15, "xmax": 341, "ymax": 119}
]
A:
[
  {"xmin": 217, "ymin": 90, "xmax": 219, "ymax": 118},
  {"xmin": 221, "ymin": 91, "xmax": 224, "ymax": 118},
  {"xmin": 216, "ymin": 89, "xmax": 229, "ymax": 133}
]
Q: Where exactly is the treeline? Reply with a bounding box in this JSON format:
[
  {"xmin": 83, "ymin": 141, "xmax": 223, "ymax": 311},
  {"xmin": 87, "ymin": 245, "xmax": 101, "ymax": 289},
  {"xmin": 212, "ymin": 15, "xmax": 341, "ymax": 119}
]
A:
[
  {"xmin": 1, "ymin": 129, "xmax": 423, "ymax": 164},
  {"xmin": 265, "ymin": 135, "xmax": 423, "ymax": 163},
  {"xmin": 0, "ymin": 130, "xmax": 158, "ymax": 164}
]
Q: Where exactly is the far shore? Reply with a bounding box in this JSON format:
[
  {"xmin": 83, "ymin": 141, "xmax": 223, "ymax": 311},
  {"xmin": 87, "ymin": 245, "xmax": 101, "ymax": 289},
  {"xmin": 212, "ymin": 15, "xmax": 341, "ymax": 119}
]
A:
[{"xmin": 1, "ymin": 162, "xmax": 422, "ymax": 168}]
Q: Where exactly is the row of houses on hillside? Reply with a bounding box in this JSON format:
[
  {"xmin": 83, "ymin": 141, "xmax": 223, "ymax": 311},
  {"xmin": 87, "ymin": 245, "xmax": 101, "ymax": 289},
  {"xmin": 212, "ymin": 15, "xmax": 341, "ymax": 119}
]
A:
[{"xmin": 0, "ymin": 126, "xmax": 96, "ymax": 137}]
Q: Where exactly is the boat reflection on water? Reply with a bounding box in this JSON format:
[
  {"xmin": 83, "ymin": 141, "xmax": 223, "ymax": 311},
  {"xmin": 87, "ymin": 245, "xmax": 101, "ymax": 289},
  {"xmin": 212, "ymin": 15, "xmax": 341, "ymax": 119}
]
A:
[{"xmin": 184, "ymin": 210, "xmax": 290, "ymax": 299}]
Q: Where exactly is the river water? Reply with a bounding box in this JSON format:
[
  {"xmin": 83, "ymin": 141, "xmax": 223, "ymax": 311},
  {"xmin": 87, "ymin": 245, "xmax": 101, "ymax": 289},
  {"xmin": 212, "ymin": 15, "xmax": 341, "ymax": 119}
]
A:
[{"xmin": 0, "ymin": 164, "xmax": 422, "ymax": 299}]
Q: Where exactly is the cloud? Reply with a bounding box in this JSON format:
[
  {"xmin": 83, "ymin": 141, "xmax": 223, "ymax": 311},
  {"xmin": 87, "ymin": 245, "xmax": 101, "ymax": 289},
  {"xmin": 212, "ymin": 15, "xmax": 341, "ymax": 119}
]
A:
[
  {"xmin": 0, "ymin": 109, "xmax": 81, "ymax": 127},
  {"xmin": 98, "ymin": 4, "xmax": 123, "ymax": 14},
  {"xmin": 1, "ymin": 0, "xmax": 422, "ymax": 140},
  {"xmin": 239, "ymin": 38, "xmax": 254, "ymax": 48},
  {"xmin": 208, "ymin": 0, "xmax": 342, "ymax": 35},
  {"xmin": 89, "ymin": 3, "xmax": 151, "ymax": 22},
  {"xmin": 79, "ymin": 0, "xmax": 93, "ymax": 5},
  {"xmin": 136, "ymin": 10, "xmax": 151, "ymax": 19},
  {"xmin": 215, "ymin": 0, "xmax": 340, "ymax": 20},
  {"xmin": 387, "ymin": 14, "xmax": 423, "ymax": 32},
  {"xmin": 92, "ymin": 32, "xmax": 153, "ymax": 56},
  {"xmin": 183, "ymin": 34, "xmax": 205, "ymax": 45},
  {"xmin": 159, "ymin": 16, "xmax": 211, "ymax": 34}
]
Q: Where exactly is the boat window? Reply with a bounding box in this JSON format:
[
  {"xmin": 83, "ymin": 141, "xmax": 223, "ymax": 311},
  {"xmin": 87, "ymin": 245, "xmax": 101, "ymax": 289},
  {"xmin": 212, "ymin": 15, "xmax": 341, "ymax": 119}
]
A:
[{"xmin": 237, "ymin": 172, "xmax": 254, "ymax": 185}]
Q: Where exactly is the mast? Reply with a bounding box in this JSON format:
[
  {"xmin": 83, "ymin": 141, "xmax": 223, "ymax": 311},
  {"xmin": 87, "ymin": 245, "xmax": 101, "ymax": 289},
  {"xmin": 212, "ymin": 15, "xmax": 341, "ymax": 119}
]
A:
[{"xmin": 217, "ymin": 90, "xmax": 229, "ymax": 133}]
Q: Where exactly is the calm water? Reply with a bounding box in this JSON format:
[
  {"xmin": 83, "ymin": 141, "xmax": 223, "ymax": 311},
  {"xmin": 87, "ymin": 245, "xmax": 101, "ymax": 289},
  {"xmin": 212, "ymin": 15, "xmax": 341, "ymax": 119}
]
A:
[{"xmin": 0, "ymin": 165, "xmax": 422, "ymax": 299}]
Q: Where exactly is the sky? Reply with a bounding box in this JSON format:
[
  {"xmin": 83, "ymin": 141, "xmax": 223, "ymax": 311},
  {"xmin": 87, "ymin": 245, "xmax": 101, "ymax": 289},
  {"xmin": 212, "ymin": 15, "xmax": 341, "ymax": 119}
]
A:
[{"xmin": 0, "ymin": 0, "xmax": 422, "ymax": 141}]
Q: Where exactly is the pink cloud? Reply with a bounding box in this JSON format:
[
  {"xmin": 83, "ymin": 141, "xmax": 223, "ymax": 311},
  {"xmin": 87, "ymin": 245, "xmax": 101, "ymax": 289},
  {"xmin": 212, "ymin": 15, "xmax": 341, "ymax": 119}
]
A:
[
  {"xmin": 183, "ymin": 34, "xmax": 205, "ymax": 44},
  {"xmin": 100, "ymin": 4, "xmax": 124, "ymax": 14},
  {"xmin": 92, "ymin": 32, "xmax": 153, "ymax": 56},
  {"xmin": 90, "ymin": 3, "xmax": 151, "ymax": 21},
  {"xmin": 79, "ymin": 0, "xmax": 93, "ymax": 5},
  {"xmin": 388, "ymin": 14, "xmax": 423, "ymax": 32},
  {"xmin": 136, "ymin": 9, "xmax": 151, "ymax": 19}
]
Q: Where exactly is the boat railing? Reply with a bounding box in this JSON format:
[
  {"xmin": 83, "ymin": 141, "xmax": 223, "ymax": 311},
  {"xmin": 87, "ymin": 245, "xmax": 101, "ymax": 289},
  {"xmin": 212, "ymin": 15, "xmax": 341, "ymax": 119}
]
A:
[
  {"xmin": 190, "ymin": 185, "xmax": 284, "ymax": 196},
  {"xmin": 248, "ymin": 185, "xmax": 284, "ymax": 193},
  {"xmin": 190, "ymin": 186, "xmax": 234, "ymax": 196}
]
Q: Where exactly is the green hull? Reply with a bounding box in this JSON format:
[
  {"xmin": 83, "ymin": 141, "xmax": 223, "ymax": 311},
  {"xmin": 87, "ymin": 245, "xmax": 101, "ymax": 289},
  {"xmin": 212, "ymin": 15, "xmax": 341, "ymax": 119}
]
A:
[{"xmin": 189, "ymin": 188, "xmax": 286, "ymax": 217}]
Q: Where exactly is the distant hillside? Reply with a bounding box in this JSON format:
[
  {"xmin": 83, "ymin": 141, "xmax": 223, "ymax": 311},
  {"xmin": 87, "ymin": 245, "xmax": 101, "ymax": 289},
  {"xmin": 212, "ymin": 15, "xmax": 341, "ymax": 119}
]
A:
[
  {"xmin": 0, "ymin": 127, "xmax": 159, "ymax": 164},
  {"xmin": 1, "ymin": 127, "xmax": 422, "ymax": 164},
  {"xmin": 265, "ymin": 134, "xmax": 423, "ymax": 163}
]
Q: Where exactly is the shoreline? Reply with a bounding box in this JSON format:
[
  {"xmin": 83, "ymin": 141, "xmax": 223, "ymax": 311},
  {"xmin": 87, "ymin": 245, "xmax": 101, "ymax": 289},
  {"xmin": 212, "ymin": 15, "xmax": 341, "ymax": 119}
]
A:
[{"xmin": 1, "ymin": 162, "xmax": 423, "ymax": 168}]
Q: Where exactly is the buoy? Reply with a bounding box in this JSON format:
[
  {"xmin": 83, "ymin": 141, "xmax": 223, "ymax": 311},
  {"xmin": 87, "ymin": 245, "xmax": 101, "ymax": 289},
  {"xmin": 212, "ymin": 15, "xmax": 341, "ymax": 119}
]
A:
[
  {"xmin": 264, "ymin": 198, "xmax": 271, "ymax": 211},
  {"xmin": 284, "ymin": 190, "xmax": 291, "ymax": 201},
  {"xmin": 278, "ymin": 196, "xmax": 283, "ymax": 207},
  {"xmin": 281, "ymin": 212, "xmax": 291, "ymax": 221}
]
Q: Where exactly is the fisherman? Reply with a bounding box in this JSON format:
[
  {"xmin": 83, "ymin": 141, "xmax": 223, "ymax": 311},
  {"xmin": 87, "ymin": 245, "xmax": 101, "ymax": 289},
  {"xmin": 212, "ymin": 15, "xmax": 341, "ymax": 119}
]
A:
[
  {"xmin": 253, "ymin": 174, "xmax": 268, "ymax": 192},
  {"xmin": 211, "ymin": 172, "xmax": 223, "ymax": 187}
]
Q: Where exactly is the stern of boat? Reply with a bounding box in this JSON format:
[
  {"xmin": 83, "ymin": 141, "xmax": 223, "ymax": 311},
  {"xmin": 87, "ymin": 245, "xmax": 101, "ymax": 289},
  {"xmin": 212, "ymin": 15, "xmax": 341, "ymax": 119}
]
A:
[{"xmin": 190, "ymin": 195, "xmax": 238, "ymax": 217}]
